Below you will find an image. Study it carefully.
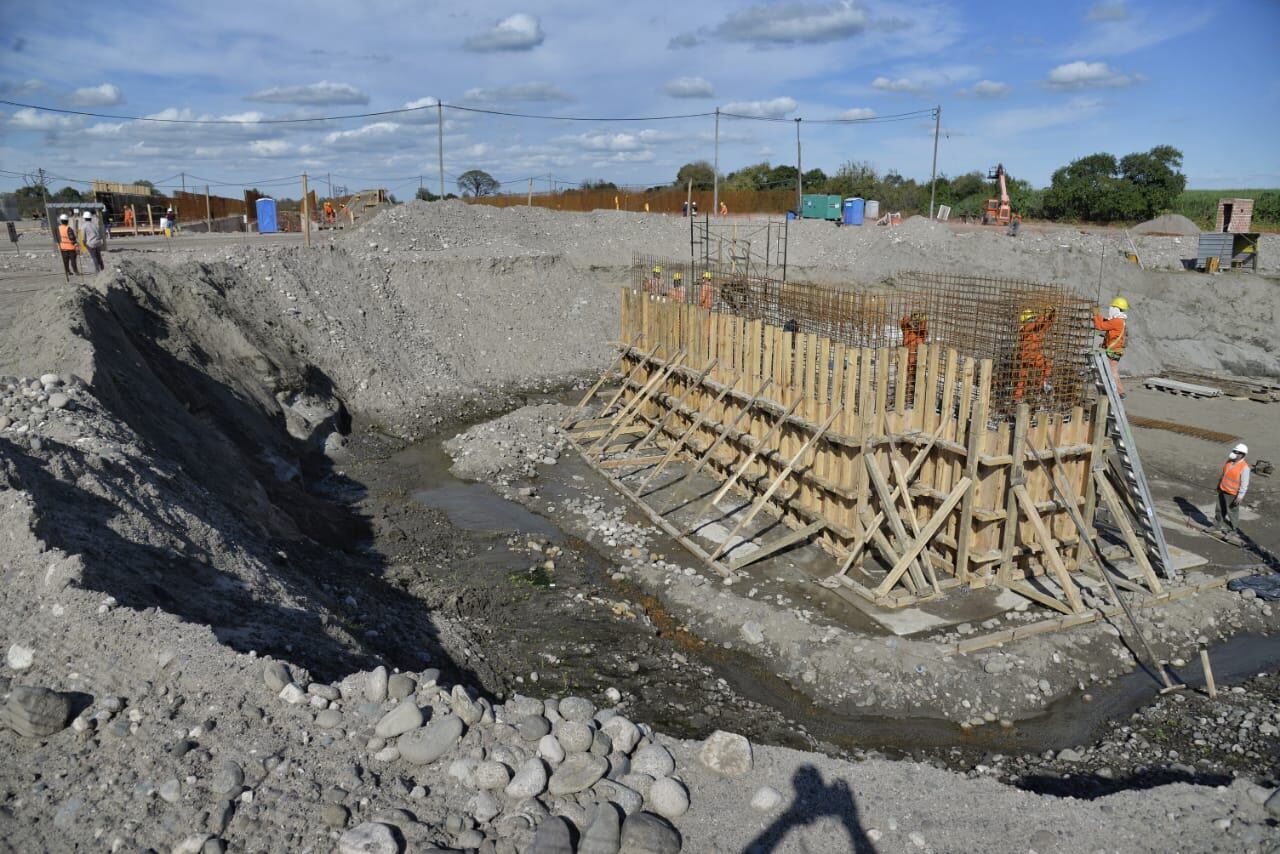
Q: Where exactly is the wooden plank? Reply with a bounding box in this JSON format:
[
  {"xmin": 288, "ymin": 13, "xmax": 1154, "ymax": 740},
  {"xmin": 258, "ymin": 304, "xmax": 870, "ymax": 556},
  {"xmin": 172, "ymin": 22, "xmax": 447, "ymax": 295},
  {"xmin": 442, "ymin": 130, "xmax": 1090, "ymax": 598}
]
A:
[
  {"xmin": 1009, "ymin": 580, "xmax": 1076, "ymax": 615},
  {"xmin": 593, "ymin": 349, "xmax": 687, "ymax": 451},
  {"xmin": 885, "ymin": 431, "xmax": 939, "ymax": 594},
  {"xmin": 729, "ymin": 520, "xmax": 827, "ymax": 570},
  {"xmin": 999, "ymin": 404, "xmax": 1030, "ymax": 584},
  {"xmin": 955, "ymin": 359, "xmax": 993, "ymax": 582},
  {"xmin": 707, "ymin": 396, "xmax": 804, "ymax": 508},
  {"xmin": 572, "ymin": 424, "xmax": 647, "ymax": 441},
  {"xmin": 637, "ymin": 370, "xmax": 741, "ymax": 494},
  {"xmin": 563, "ymin": 333, "xmax": 642, "ymax": 428},
  {"xmin": 1094, "ymin": 471, "xmax": 1164, "ymax": 594},
  {"xmin": 865, "ymin": 451, "xmax": 930, "ymax": 592},
  {"xmin": 873, "ymin": 476, "xmax": 971, "ymax": 597},
  {"xmin": 1013, "ymin": 484, "xmax": 1084, "ymax": 613},
  {"xmin": 634, "ymin": 358, "xmax": 718, "ymax": 450},
  {"xmin": 710, "ymin": 407, "xmax": 842, "ymax": 561},
  {"xmin": 595, "ymin": 341, "xmax": 662, "ymax": 422},
  {"xmin": 599, "ymin": 454, "xmax": 666, "ymax": 469}
]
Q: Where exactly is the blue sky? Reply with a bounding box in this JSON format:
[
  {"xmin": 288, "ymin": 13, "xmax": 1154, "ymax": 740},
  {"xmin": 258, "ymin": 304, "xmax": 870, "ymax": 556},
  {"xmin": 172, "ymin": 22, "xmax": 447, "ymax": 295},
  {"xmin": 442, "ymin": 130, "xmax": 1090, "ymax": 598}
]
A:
[{"xmin": 1, "ymin": 0, "xmax": 1277, "ymax": 199}]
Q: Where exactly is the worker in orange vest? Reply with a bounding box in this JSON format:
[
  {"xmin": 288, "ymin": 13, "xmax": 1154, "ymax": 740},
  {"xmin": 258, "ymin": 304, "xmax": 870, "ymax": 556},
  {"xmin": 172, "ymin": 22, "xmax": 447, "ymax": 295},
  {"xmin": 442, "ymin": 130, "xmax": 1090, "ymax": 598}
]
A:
[
  {"xmin": 1214, "ymin": 443, "xmax": 1250, "ymax": 536},
  {"xmin": 123, "ymin": 206, "xmax": 135, "ymax": 228},
  {"xmin": 643, "ymin": 265, "xmax": 663, "ymax": 294},
  {"xmin": 323, "ymin": 200, "xmax": 335, "ymax": 225},
  {"xmin": 1014, "ymin": 307, "xmax": 1055, "ymax": 401},
  {"xmin": 899, "ymin": 311, "xmax": 928, "ymax": 399},
  {"xmin": 719, "ymin": 201, "xmax": 728, "ymax": 216},
  {"xmin": 56, "ymin": 213, "xmax": 80, "ymax": 276},
  {"xmin": 670, "ymin": 272, "xmax": 686, "ymax": 302},
  {"xmin": 1094, "ymin": 296, "xmax": 1128, "ymax": 397},
  {"xmin": 697, "ymin": 271, "xmax": 715, "ymax": 310}
]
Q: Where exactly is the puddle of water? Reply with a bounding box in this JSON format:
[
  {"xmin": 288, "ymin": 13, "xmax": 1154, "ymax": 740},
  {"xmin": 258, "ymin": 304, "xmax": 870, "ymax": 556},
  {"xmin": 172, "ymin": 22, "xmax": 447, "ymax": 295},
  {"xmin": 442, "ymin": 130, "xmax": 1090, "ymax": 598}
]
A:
[{"xmin": 412, "ymin": 482, "xmax": 558, "ymax": 537}]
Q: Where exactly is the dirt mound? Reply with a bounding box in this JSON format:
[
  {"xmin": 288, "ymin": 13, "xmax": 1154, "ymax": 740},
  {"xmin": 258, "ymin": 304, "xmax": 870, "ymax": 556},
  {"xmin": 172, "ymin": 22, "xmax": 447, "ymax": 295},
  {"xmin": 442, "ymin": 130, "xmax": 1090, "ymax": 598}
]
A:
[{"xmin": 1131, "ymin": 213, "xmax": 1201, "ymax": 236}]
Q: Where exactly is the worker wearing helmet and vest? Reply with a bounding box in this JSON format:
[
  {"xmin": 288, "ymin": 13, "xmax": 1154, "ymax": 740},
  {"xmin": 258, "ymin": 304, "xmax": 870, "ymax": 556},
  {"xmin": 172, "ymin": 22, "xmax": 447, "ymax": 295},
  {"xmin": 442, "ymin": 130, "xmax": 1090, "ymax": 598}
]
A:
[
  {"xmin": 56, "ymin": 214, "xmax": 80, "ymax": 276},
  {"xmin": 644, "ymin": 265, "xmax": 663, "ymax": 294},
  {"xmin": 1214, "ymin": 443, "xmax": 1251, "ymax": 536},
  {"xmin": 697, "ymin": 271, "xmax": 715, "ymax": 310},
  {"xmin": 1014, "ymin": 307, "xmax": 1055, "ymax": 401},
  {"xmin": 899, "ymin": 310, "xmax": 928, "ymax": 399},
  {"xmin": 1095, "ymin": 296, "xmax": 1128, "ymax": 397},
  {"xmin": 670, "ymin": 272, "xmax": 687, "ymax": 302}
]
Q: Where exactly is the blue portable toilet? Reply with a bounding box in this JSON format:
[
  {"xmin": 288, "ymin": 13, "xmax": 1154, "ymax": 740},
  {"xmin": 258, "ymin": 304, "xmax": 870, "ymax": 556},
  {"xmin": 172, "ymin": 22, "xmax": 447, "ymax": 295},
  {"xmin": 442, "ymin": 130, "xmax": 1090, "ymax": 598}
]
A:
[
  {"xmin": 842, "ymin": 197, "xmax": 865, "ymax": 226},
  {"xmin": 256, "ymin": 198, "xmax": 278, "ymax": 234}
]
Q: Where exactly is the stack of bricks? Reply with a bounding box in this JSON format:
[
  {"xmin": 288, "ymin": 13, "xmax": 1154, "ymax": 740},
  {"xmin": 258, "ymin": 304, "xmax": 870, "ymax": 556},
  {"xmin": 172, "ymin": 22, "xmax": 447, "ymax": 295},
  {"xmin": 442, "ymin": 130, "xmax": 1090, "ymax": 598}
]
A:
[{"xmin": 1215, "ymin": 198, "xmax": 1254, "ymax": 233}]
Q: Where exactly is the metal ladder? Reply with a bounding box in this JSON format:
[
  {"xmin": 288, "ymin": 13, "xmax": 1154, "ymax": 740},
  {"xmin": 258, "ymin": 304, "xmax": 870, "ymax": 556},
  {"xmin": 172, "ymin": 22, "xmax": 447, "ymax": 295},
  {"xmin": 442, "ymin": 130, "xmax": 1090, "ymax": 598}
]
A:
[{"xmin": 1093, "ymin": 351, "xmax": 1174, "ymax": 578}]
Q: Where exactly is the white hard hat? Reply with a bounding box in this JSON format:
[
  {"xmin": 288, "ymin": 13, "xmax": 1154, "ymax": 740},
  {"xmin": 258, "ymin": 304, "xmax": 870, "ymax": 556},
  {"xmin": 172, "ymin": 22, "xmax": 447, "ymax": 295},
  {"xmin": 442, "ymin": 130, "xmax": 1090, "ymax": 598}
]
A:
[
  {"xmin": 58, "ymin": 213, "xmax": 68, "ymax": 221},
  {"xmin": 83, "ymin": 211, "xmax": 93, "ymax": 220},
  {"xmin": 1232, "ymin": 443, "xmax": 1248, "ymax": 455}
]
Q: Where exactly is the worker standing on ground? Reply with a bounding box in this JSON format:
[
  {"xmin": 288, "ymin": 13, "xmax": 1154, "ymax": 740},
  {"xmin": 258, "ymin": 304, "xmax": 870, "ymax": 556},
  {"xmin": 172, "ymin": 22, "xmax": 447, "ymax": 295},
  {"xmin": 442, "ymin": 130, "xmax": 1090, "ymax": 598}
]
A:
[
  {"xmin": 1094, "ymin": 296, "xmax": 1128, "ymax": 397},
  {"xmin": 698, "ymin": 271, "xmax": 715, "ymax": 310},
  {"xmin": 82, "ymin": 211, "xmax": 105, "ymax": 272},
  {"xmin": 1014, "ymin": 307, "xmax": 1055, "ymax": 401},
  {"xmin": 123, "ymin": 206, "xmax": 135, "ymax": 229},
  {"xmin": 56, "ymin": 214, "xmax": 80, "ymax": 276},
  {"xmin": 323, "ymin": 200, "xmax": 335, "ymax": 226},
  {"xmin": 644, "ymin": 265, "xmax": 663, "ymax": 294},
  {"xmin": 670, "ymin": 272, "xmax": 686, "ymax": 302},
  {"xmin": 1214, "ymin": 443, "xmax": 1251, "ymax": 537},
  {"xmin": 719, "ymin": 201, "xmax": 728, "ymax": 216},
  {"xmin": 899, "ymin": 311, "xmax": 928, "ymax": 399}
]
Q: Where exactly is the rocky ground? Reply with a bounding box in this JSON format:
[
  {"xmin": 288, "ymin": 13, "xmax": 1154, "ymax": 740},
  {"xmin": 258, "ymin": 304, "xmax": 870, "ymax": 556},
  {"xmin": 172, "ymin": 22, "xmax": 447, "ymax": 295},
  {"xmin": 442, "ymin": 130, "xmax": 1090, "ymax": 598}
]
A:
[{"xmin": 0, "ymin": 202, "xmax": 1277, "ymax": 852}]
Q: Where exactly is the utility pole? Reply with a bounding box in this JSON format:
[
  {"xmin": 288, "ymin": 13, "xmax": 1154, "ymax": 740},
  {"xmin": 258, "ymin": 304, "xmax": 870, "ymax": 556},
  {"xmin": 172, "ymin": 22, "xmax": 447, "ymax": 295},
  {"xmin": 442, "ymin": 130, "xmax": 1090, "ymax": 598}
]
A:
[
  {"xmin": 528, "ymin": 178, "xmax": 533, "ymax": 207},
  {"xmin": 204, "ymin": 184, "xmax": 212, "ymax": 233},
  {"xmin": 929, "ymin": 105, "xmax": 941, "ymax": 220},
  {"xmin": 301, "ymin": 172, "xmax": 311, "ymax": 248},
  {"xmin": 181, "ymin": 172, "xmax": 186, "ymax": 194},
  {"xmin": 795, "ymin": 118, "xmax": 803, "ymax": 216},
  {"xmin": 37, "ymin": 168, "xmax": 66, "ymax": 282},
  {"xmin": 712, "ymin": 107, "xmax": 720, "ymax": 217},
  {"xmin": 437, "ymin": 101, "xmax": 445, "ymax": 198},
  {"xmin": 327, "ymin": 172, "xmax": 333, "ymax": 201}
]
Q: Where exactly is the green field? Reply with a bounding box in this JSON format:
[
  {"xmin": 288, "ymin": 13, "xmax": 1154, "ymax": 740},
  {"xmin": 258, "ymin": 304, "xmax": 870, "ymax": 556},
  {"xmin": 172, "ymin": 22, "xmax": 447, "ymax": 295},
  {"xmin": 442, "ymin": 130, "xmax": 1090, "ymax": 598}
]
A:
[{"xmin": 1173, "ymin": 189, "xmax": 1280, "ymax": 231}]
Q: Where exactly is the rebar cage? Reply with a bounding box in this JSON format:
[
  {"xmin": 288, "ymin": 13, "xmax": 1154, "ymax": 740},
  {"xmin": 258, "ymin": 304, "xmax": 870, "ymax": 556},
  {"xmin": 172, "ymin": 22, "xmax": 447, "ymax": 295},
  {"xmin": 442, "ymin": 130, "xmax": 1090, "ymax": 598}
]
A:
[{"xmin": 629, "ymin": 256, "xmax": 1095, "ymax": 419}]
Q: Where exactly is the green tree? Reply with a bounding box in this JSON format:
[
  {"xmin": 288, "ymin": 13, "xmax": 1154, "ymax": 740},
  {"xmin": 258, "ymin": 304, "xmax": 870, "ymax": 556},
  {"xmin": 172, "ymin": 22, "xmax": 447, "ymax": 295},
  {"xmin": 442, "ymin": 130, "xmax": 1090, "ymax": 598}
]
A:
[
  {"xmin": 1119, "ymin": 145, "xmax": 1185, "ymax": 218},
  {"xmin": 581, "ymin": 178, "xmax": 618, "ymax": 190},
  {"xmin": 724, "ymin": 162, "xmax": 772, "ymax": 191},
  {"xmin": 132, "ymin": 179, "xmax": 162, "ymax": 196},
  {"xmin": 766, "ymin": 165, "xmax": 798, "ymax": 188},
  {"xmin": 803, "ymin": 168, "xmax": 828, "ymax": 186},
  {"xmin": 675, "ymin": 161, "xmax": 715, "ymax": 190},
  {"xmin": 51, "ymin": 186, "xmax": 85, "ymax": 202},
  {"xmin": 824, "ymin": 161, "xmax": 878, "ymax": 199},
  {"xmin": 415, "ymin": 187, "xmax": 441, "ymax": 202},
  {"xmin": 456, "ymin": 170, "xmax": 500, "ymax": 197}
]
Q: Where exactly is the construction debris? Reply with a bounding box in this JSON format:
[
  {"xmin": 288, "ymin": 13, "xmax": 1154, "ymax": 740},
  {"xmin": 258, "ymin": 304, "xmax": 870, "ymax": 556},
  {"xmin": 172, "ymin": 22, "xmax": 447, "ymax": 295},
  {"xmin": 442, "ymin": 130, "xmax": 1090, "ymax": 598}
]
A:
[{"xmin": 1144, "ymin": 377, "xmax": 1223, "ymax": 398}]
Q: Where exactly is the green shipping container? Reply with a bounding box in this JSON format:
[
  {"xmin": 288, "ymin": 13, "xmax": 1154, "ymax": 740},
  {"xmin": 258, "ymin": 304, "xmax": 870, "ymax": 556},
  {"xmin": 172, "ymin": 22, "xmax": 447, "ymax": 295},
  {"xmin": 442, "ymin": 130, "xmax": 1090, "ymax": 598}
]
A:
[{"xmin": 800, "ymin": 194, "xmax": 842, "ymax": 220}]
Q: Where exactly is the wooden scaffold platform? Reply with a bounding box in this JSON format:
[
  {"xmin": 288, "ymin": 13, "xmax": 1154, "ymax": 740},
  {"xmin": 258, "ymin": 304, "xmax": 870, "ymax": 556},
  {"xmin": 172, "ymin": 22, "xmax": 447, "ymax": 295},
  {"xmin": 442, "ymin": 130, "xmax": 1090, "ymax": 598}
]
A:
[{"xmin": 563, "ymin": 261, "xmax": 1206, "ymax": 629}]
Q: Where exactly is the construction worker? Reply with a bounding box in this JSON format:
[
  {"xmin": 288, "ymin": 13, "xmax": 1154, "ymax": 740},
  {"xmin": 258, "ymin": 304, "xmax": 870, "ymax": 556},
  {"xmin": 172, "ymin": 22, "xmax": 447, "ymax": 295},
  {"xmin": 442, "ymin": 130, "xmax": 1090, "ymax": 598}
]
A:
[
  {"xmin": 82, "ymin": 210, "xmax": 105, "ymax": 272},
  {"xmin": 1014, "ymin": 307, "xmax": 1056, "ymax": 401},
  {"xmin": 644, "ymin": 201, "xmax": 650, "ymax": 213},
  {"xmin": 644, "ymin": 265, "xmax": 663, "ymax": 294},
  {"xmin": 899, "ymin": 311, "xmax": 928, "ymax": 398},
  {"xmin": 670, "ymin": 272, "xmax": 686, "ymax": 302},
  {"xmin": 697, "ymin": 270, "xmax": 715, "ymax": 310},
  {"xmin": 123, "ymin": 206, "xmax": 135, "ymax": 228},
  {"xmin": 614, "ymin": 195, "xmax": 619, "ymax": 211},
  {"xmin": 1094, "ymin": 296, "xmax": 1128, "ymax": 397},
  {"xmin": 719, "ymin": 201, "xmax": 728, "ymax": 216},
  {"xmin": 323, "ymin": 200, "xmax": 335, "ymax": 225},
  {"xmin": 1214, "ymin": 443, "xmax": 1250, "ymax": 536},
  {"xmin": 56, "ymin": 214, "xmax": 80, "ymax": 276}
]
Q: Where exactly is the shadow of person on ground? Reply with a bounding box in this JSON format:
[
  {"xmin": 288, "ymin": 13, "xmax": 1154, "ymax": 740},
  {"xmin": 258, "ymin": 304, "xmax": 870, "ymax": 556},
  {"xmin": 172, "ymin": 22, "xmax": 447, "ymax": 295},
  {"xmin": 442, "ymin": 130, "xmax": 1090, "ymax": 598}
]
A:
[{"xmin": 744, "ymin": 764, "xmax": 876, "ymax": 854}]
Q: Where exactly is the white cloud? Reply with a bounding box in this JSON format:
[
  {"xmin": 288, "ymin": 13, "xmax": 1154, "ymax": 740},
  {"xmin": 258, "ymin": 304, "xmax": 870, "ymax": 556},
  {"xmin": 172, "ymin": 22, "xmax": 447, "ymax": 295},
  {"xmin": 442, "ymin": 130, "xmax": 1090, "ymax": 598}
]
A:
[
  {"xmin": 247, "ymin": 139, "xmax": 295, "ymax": 157},
  {"xmin": 986, "ymin": 97, "xmax": 1103, "ymax": 136},
  {"xmin": 0, "ymin": 79, "xmax": 45, "ymax": 98},
  {"xmin": 246, "ymin": 81, "xmax": 369, "ymax": 105},
  {"xmin": 462, "ymin": 82, "xmax": 573, "ymax": 103},
  {"xmin": 1086, "ymin": 2, "xmax": 1129, "ymax": 21},
  {"xmin": 464, "ymin": 13, "xmax": 545, "ymax": 52},
  {"xmin": 1044, "ymin": 61, "xmax": 1139, "ymax": 90},
  {"xmin": 461, "ymin": 143, "xmax": 493, "ymax": 158},
  {"xmin": 68, "ymin": 83, "xmax": 124, "ymax": 107},
  {"xmin": 663, "ymin": 77, "xmax": 714, "ymax": 98},
  {"xmin": 963, "ymin": 80, "xmax": 1011, "ymax": 98},
  {"xmin": 402, "ymin": 96, "xmax": 439, "ymax": 110},
  {"xmin": 871, "ymin": 76, "xmax": 925, "ymax": 94},
  {"xmin": 722, "ymin": 97, "xmax": 798, "ymax": 118},
  {"xmin": 323, "ymin": 122, "xmax": 402, "ymax": 147},
  {"xmin": 840, "ymin": 107, "xmax": 877, "ymax": 120},
  {"xmin": 1063, "ymin": 8, "xmax": 1211, "ymax": 56},
  {"xmin": 715, "ymin": 1, "xmax": 869, "ymax": 45},
  {"xmin": 872, "ymin": 65, "xmax": 978, "ymax": 94},
  {"xmin": 7, "ymin": 107, "xmax": 82, "ymax": 131}
]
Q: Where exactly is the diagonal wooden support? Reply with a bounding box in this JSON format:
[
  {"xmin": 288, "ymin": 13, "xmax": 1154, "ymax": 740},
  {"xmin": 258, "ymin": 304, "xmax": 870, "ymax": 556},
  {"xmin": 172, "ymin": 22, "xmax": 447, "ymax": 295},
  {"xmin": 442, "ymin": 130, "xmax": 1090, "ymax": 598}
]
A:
[
  {"xmin": 730, "ymin": 520, "xmax": 826, "ymax": 571},
  {"xmin": 873, "ymin": 476, "xmax": 971, "ymax": 597},
  {"xmin": 709, "ymin": 407, "xmax": 842, "ymax": 562},
  {"xmin": 683, "ymin": 377, "xmax": 774, "ymax": 484},
  {"xmin": 638, "ymin": 371, "xmax": 742, "ymax": 495},
  {"xmin": 586, "ymin": 342, "xmax": 661, "ymax": 428},
  {"xmin": 1094, "ymin": 471, "xmax": 1164, "ymax": 594},
  {"xmin": 634, "ymin": 358, "xmax": 718, "ymax": 451},
  {"xmin": 591, "ymin": 350, "xmax": 686, "ymax": 454},
  {"xmin": 863, "ymin": 453, "xmax": 930, "ymax": 593},
  {"xmin": 1009, "ymin": 580, "xmax": 1076, "ymax": 615},
  {"xmin": 884, "ymin": 432, "xmax": 939, "ymax": 594},
  {"xmin": 707, "ymin": 396, "xmax": 803, "ymax": 508},
  {"xmin": 562, "ymin": 333, "xmax": 642, "ymax": 428},
  {"xmin": 1012, "ymin": 484, "xmax": 1085, "ymax": 613}
]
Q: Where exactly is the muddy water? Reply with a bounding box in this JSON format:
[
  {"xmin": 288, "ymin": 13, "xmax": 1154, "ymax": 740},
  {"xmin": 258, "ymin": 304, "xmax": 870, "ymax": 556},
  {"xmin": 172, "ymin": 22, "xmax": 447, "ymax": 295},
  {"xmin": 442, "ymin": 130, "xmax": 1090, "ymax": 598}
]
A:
[{"xmin": 401, "ymin": 417, "xmax": 1280, "ymax": 765}]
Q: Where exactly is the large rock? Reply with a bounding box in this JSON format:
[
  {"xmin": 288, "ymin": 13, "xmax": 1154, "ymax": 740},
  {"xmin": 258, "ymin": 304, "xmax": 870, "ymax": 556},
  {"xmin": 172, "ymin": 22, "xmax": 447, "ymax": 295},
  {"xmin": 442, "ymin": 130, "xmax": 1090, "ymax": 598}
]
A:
[
  {"xmin": 398, "ymin": 715, "xmax": 465, "ymax": 764},
  {"xmin": 1266, "ymin": 788, "xmax": 1280, "ymax": 819},
  {"xmin": 559, "ymin": 696, "xmax": 596, "ymax": 722},
  {"xmin": 263, "ymin": 662, "xmax": 291, "ymax": 691},
  {"xmin": 338, "ymin": 821, "xmax": 401, "ymax": 854},
  {"xmin": 619, "ymin": 811, "xmax": 681, "ymax": 854},
  {"xmin": 366, "ymin": 666, "xmax": 389, "ymax": 702},
  {"xmin": 648, "ymin": 777, "xmax": 689, "ymax": 818},
  {"xmin": 631, "ymin": 744, "xmax": 674, "ymax": 778},
  {"xmin": 505, "ymin": 757, "xmax": 549, "ymax": 799},
  {"xmin": 4, "ymin": 686, "xmax": 72, "ymax": 738},
  {"xmin": 580, "ymin": 801, "xmax": 623, "ymax": 854},
  {"xmin": 601, "ymin": 716, "xmax": 641, "ymax": 755},
  {"xmin": 548, "ymin": 752, "xmax": 608, "ymax": 795},
  {"xmin": 374, "ymin": 702, "xmax": 423, "ymax": 738},
  {"xmin": 518, "ymin": 714, "xmax": 552, "ymax": 741},
  {"xmin": 529, "ymin": 815, "xmax": 574, "ymax": 854},
  {"xmin": 698, "ymin": 730, "xmax": 752, "ymax": 778},
  {"xmin": 557, "ymin": 720, "xmax": 594, "ymax": 753}
]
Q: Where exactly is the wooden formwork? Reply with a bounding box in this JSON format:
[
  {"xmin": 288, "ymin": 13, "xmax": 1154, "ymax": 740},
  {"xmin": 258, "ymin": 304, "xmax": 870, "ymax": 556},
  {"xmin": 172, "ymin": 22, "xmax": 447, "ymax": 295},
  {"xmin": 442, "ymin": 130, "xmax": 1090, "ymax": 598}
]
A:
[{"xmin": 567, "ymin": 285, "xmax": 1152, "ymax": 616}]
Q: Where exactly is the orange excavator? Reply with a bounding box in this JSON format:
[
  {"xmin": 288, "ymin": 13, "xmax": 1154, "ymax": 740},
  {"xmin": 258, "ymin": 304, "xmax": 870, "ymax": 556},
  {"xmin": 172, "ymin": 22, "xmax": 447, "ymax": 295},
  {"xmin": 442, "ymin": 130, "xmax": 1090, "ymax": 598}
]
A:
[{"xmin": 982, "ymin": 164, "xmax": 1020, "ymax": 226}]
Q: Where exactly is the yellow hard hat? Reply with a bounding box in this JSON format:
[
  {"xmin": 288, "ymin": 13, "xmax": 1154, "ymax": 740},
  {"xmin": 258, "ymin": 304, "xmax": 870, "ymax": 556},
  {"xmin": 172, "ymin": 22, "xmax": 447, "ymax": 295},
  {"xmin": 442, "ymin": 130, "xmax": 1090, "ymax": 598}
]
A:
[
  {"xmin": 702, "ymin": 271, "xmax": 713, "ymax": 280},
  {"xmin": 911, "ymin": 311, "xmax": 927, "ymax": 322},
  {"xmin": 1019, "ymin": 309, "xmax": 1036, "ymax": 323},
  {"xmin": 1110, "ymin": 296, "xmax": 1129, "ymax": 311},
  {"xmin": 673, "ymin": 272, "xmax": 682, "ymax": 281},
  {"xmin": 652, "ymin": 265, "xmax": 662, "ymax": 274}
]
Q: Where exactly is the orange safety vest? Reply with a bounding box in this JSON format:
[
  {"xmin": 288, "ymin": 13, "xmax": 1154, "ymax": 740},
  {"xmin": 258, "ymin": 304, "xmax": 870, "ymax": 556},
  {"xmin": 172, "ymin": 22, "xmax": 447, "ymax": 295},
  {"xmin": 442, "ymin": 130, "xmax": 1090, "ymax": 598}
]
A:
[
  {"xmin": 58, "ymin": 224, "xmax": 76, "ymax": 251},
  {"xmin": 1094, "ymin": 314, "xmax": 1126, "ymax": 358},
  {"xmin": 1219, "ymin": 458, "xmax": 1248, "ymax": 495}
]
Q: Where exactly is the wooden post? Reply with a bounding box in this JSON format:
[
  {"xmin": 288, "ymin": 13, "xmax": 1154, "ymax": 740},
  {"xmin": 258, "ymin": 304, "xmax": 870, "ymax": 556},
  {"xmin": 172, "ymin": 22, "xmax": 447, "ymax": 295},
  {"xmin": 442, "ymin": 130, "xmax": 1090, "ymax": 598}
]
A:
[
  {"xmin": 999, "ymin": 404, "xmax": 1030, "ymax": 584},
  {"xmin": 301, "ymin": 173, "xmax": 311, "ymax": 247},
  {"xmin": 146, "ymin": 202, "xmax": 154, "ymax": 234},
  {"xmin": 204, "ymin": 185, "xmax": 212, "ymax": 233},
  {"xmin": 562, "ymin": 335, "xmax": 641, "ymax": 428},
  {"xmin": 874, "ymin": 477, "xmax": 971, "ymax": 597},
  {"xmin": 1200, "ymin": 648, "xmax": 1217, "ymax": 698},
  {"xmin": 528, "ymin": 178, "xmax": 533, "ymax": 207},
  {"xmin": 956, "ymin": 360, "xmax": 993, "ymax": 581},
  {"xmin": 639, "ymin": 371, "xmax": 741, "ymax": 494}
]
